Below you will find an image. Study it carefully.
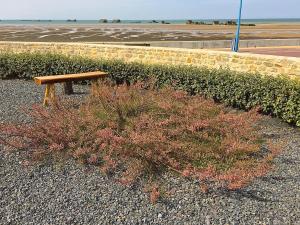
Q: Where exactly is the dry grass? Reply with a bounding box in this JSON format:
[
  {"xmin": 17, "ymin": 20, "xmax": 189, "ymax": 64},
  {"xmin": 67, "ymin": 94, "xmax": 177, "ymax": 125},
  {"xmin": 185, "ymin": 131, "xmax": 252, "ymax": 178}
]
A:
[{"xmin": 0, "ymin": 81, "xmax": 282, "ymax": 201}]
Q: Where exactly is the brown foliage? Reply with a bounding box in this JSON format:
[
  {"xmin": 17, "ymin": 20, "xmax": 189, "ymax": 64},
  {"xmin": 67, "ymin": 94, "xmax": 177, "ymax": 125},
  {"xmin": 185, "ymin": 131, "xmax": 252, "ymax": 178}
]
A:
[
  {"xmin": 0, "ymin": 82, "xmax": 282, "ymax": 201},
  {"xmin": 149, "ymin": 184, "xmax": 161, "ymax": 204}
]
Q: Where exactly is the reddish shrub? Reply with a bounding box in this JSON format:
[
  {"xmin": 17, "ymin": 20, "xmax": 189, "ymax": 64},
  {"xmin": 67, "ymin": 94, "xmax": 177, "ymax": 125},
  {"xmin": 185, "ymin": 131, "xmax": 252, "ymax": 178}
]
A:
[
  {"xmin": 0, "ymin": 82, "xmax": 282, "ymax": 201},
  {"xmin": 149, "ymin": 184, "xmax": 161, "ymax": 204}
]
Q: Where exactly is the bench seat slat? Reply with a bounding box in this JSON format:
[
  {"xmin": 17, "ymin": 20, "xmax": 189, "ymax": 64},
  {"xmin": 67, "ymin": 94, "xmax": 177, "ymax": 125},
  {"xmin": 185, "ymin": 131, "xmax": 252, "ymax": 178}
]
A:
[{"xmin": 34, "ymin": 71, "xmax": 108, "ymax": 85}]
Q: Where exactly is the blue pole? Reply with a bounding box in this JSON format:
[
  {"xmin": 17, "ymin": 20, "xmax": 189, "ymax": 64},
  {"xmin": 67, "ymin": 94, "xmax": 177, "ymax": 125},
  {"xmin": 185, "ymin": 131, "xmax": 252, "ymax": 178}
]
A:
[{"xmin": 233, "ymin": 0, "xmax": 243, "ymax": 52}]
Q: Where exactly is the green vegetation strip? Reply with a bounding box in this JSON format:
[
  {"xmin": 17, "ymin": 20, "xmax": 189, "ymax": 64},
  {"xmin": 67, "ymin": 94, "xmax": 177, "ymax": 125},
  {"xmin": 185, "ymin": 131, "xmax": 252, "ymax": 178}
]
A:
[{"xmin": 0, "ymin": 52, "xmax": 299, "ymax": 126}]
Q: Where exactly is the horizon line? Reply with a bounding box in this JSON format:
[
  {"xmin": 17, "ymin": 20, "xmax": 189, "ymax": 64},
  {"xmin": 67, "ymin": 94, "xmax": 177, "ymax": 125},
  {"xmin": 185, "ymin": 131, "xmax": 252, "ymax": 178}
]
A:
[{"xmin": 1, "ymin": 17, "xmax": 300, "ymax": 21}]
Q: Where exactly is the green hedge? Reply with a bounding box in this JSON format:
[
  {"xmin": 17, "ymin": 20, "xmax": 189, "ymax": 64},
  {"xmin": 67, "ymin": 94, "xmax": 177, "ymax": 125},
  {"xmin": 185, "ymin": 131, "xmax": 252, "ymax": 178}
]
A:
[{"xmin": 0, "ymin": 52, "xmax": 300, "ymax": 126}]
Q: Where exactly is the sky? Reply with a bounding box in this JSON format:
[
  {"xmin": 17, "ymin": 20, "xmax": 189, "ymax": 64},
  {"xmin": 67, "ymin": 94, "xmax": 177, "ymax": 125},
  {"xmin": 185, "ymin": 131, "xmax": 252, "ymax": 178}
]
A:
[{"xmin": 0, "ymin": 0, "xmax": 299, "ymax": 20}]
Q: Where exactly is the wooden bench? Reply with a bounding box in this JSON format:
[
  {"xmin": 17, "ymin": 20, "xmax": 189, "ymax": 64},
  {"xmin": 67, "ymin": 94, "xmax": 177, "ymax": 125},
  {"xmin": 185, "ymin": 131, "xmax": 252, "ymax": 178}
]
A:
[{"xmin": 34, "ymin": 71, "xmax": 108, "ymax": 106}]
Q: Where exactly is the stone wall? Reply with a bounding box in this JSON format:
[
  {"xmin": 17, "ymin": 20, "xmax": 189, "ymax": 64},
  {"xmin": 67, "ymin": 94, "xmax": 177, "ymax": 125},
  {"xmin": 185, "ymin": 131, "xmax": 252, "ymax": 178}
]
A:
[
  {"xmin": 0, "ymin": 41, "xmax": 299, "ymax": 78},
  {"xmin": 102, "ymin": 38, "xmax": 300, "ymax": 49}
]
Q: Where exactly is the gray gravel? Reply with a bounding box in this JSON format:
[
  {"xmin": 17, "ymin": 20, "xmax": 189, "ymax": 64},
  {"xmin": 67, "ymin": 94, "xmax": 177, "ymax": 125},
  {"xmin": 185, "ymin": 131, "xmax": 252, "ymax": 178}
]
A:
[{"xmin": 0, "ymin": 80, "xmax": 300, "ymax": 225}]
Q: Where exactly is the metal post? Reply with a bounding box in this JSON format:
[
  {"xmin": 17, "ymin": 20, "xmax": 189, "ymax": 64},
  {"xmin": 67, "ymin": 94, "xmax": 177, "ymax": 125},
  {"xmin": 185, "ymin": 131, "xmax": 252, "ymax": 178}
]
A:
[{"xmin": 233, "ymin": 0, "xmax": 243, "ymax": 52}]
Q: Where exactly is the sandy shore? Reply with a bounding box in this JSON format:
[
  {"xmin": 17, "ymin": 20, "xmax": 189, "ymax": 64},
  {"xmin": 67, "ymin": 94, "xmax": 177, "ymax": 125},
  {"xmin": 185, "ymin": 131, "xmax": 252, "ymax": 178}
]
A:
[{"xmin": 0, "ymin": 23, "xmax": 299, "ymax": 42}]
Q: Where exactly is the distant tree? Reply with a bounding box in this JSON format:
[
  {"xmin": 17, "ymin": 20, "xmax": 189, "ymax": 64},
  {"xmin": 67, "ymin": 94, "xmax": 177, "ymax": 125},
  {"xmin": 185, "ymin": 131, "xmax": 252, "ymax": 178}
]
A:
[
  {"xmin": 226, "ymin": 20, "xmax": 237, "ymax": 25},
  {"xmin": 186, "ymin": 20, "xmax": 193, "ymax": 24},
  {"xmin": 213, "ymin": 20, "xmax": 220, "ymax": 25},
  {"xmin": 112, "ymin": 19, "xmax": 121, "ymax": 23},
  {"xmin": 99, "ymin": 19, "xmax": 108, "ymax": 23}
]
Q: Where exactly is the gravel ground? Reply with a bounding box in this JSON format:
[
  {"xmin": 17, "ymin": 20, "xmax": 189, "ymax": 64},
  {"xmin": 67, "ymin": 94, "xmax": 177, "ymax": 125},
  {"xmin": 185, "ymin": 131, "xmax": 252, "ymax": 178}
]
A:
[{"xmin": 0, "ymin": 80, "xmax": 300, "ymax": 225}]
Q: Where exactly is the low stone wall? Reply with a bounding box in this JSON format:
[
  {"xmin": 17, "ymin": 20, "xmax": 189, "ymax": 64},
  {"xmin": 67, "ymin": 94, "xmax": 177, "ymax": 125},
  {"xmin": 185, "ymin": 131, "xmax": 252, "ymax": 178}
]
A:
[
  {"xmin": 0, "ymin": 41, "xmax": 299, "ymax": 78},
  {"xmin": 102, "ymin": 38, "xmax": 300, "ymax": 49}
]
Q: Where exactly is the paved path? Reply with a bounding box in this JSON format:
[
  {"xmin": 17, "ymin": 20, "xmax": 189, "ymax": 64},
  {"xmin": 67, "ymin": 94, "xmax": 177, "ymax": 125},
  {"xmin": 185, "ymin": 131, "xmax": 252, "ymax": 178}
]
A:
[{"xmin": 240, "ymin": 46, "xmax": 300, "ymax": 58}]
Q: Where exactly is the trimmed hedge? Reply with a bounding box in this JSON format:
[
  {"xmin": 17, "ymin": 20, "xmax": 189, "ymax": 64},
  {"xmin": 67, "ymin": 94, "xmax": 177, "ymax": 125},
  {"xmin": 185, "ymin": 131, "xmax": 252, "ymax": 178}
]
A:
[{"xmin": 0, "ymin": 52, "xmax": 300, "ymax": 126}]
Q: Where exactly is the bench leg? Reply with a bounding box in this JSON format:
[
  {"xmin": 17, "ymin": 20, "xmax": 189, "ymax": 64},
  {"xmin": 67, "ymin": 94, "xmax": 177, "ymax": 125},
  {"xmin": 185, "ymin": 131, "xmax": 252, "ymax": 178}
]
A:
[
  {"xmin": 64, "ymin": 81, "xmax": 74, "ymax": 95},
  {"xmin": 43, "ymin": 84, "xmax": 56, "ymax": 106}
]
